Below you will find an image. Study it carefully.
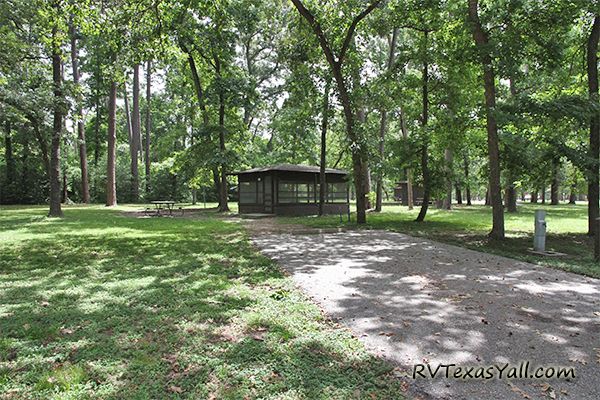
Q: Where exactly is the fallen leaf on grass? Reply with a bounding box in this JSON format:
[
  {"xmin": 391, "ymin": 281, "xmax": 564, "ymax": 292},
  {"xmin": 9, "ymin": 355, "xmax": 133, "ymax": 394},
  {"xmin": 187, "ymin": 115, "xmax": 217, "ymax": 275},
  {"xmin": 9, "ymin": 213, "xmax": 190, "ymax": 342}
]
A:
[
  {"xmin": 400, "ymin": 381, "xmax": 409, "ymax": 392},
  {"xmin": 168, "ymin": 385, "xmax": 183, "ymax": 393}
]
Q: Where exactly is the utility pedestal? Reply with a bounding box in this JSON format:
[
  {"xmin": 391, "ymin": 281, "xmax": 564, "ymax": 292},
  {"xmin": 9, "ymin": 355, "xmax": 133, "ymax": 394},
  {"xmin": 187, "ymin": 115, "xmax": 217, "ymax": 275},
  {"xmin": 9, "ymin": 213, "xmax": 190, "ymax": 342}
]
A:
[{"xmin": 533, "ymin": 210, "xmax": 546, "ymax": 252}]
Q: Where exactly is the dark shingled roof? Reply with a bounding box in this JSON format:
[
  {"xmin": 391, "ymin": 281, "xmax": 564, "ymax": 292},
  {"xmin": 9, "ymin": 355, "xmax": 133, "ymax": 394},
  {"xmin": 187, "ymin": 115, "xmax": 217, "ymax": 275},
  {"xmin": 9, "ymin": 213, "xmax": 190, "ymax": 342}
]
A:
[{"xmin": 231, "ymin": 163, "xmax": 348, "ymax": 175}]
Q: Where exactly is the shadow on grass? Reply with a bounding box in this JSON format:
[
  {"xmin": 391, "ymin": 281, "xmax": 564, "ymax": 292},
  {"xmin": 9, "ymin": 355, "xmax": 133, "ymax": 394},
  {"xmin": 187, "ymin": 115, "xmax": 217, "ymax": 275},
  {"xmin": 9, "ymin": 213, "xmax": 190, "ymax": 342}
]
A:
[{"xmin": 0, "ymin": 207, "xmax": 404, "ymax": 399}]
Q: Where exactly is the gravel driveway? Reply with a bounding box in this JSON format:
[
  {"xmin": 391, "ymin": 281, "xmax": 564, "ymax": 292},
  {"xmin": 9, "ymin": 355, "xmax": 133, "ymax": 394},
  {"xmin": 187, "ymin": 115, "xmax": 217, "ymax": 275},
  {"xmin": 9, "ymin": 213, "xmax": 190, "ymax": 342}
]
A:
[{"xmin": 252, "ymin": 230, "xmax": 600, "ymax": 400}]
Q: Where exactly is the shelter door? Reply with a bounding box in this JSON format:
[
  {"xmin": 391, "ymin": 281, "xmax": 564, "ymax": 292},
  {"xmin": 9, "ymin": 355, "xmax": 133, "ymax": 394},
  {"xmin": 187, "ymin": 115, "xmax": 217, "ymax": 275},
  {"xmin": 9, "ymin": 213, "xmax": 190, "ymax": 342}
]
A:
[{"xmin": 264, "ymin": 176, "xmax": 273, "ymax": 213}]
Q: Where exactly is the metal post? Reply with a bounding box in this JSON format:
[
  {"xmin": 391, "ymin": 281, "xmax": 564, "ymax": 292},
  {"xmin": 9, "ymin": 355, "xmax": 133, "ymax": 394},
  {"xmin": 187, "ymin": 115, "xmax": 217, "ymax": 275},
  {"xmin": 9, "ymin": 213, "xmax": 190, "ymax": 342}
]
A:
[{"xmin": 533, "ymin": 210, "xmax": 546, "ymax": 252}]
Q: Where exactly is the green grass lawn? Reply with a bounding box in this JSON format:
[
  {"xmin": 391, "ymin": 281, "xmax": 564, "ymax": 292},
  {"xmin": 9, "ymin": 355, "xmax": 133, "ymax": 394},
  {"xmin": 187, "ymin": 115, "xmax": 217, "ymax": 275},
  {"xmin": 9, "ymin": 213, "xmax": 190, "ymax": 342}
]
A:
[
  {"xmin": 0, "ymin": 205, "xmax": 404, "ymax": 400},
  {"xmin": 280, "ymin": 203, "xmax": 599, "ymax": 278}
]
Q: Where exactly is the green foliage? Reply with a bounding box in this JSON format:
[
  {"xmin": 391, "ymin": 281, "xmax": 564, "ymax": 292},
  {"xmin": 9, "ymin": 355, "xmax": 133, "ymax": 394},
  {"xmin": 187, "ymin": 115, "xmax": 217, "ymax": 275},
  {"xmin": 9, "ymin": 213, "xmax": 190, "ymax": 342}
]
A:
[{"xmin": 0, "ymin": 0, "xmax": 599, "ymax": 228}]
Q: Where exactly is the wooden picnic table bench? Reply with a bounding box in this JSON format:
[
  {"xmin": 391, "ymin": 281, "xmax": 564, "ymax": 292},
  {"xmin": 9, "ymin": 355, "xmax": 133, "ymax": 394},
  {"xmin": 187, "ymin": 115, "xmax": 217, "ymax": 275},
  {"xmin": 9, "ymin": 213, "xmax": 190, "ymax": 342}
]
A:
[{"xmin": 146, "ymin": 201, "xmax": 181, "ymax": 216}]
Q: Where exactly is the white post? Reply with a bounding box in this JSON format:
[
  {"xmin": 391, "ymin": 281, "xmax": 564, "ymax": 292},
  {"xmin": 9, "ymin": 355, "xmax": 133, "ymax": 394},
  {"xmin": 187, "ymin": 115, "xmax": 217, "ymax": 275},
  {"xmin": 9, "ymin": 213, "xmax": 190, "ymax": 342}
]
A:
[{"xmin": 533, "ymin": 210, "xmax": 546, "ymax": 252}]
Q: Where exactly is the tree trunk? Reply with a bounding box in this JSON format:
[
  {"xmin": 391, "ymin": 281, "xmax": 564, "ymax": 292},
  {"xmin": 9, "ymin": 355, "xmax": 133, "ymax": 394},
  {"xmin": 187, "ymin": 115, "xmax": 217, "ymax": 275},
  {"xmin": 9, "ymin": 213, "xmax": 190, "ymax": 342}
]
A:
[
  {"xmin": 531, "ymin": 190, "xmax": 538, "ymax": 203},
  {"xmin": 181, "ymin": 44, "xmax": 220, "ymax": 203},
  {"xmin": 506, "ymin": 185, "xmax": 517, "ymax": 213},
  {"xmin": 463, "ymin": 154, "xmax": 472, "ymax": 205},
  {"xmin": 589, "ymin": 16, "xmax": 600, "ymax": 235},
  {"xmin": 468, "ymin": 0, "xmax": 504, "ymax": 239},
  {"xmin": 62, "ymin": 171, "xmax": 68, "ymax": 203},
  {"xmin": 443, "ymin": 148, "xmax": 453, "ymax": 210},
  {"xmin": 551, "ymin": 158, "xmax": 560, "ymax": 205},
  {"xmin": 106, "ymin": 81, "xmax": 118, "ymax": 206},
  {"xmin": 69, "ymin": 20, "xmax": 90, "ymax": 204},
  {"xmin": 456, "ymin": 186, "xmax": 462, "ymax": 204},
  {"xmin": 3, "ymin": 121, "xmax": 15, "ymax": 204},
  {"xmin": 48, "ymin": 20, "xmax": 63, "ymax": 218},
  {"xmin": 400, "ymin": 108, "xmax": 414, "ymax": 209},
  {"xmin": 375, "ymin": 107, "xmax": 387, "ymax": 212},
  {"xmin": 20, "ymin": 131, "xmax": 29, "ymax": 202},
  {"xmin": 124, "ymin": 83, "xmax": 133, "ymax": 143},
  {"xmin": 215, "ymin": 57, "xmax": 229, "ymax": 212},
  {"xmin": 328, "ymin": 60, "xmax": 368, "ymax": 223},
  {"xmin": 130, "ymin": 64, "xmax": 141, "ymax": 202},
  {"xmin": 375, "ymin": 28, "xmax": 398, "ymax": 212},
  {"xmin": 145, "ymin": 60, "xmax": 151, "ymax": 194},
  {"xmin": 356, "ymin": 107, "xmax": 372, "ymax": 210},
  {"xmin": 4, "ymin": 121, "xmax": 15, "ymax": 187},
  {"xmin": 416, "ymin": 32, "xmax": 431, "ymax": 222},
  {"xmin": 318, "ymin": 78, "xmax": 331, "ymax": 216},
  {"xmin": 93, "ymin": 60, "xmax": 101, "ymax": 170},
  {"xmin": 289, "ymin": 0, "xmax": 379, "ymax": 224},
  {"xmin": 506, "ymin": 77, "xmax": 518, "ymax": 214},
  {"xmin": 212, "ymin": 167, "xmax": 221, "ymax": 208},
  {"xmin": 541, "ymin": 186, "xmax": 546, "ymax": 204}
]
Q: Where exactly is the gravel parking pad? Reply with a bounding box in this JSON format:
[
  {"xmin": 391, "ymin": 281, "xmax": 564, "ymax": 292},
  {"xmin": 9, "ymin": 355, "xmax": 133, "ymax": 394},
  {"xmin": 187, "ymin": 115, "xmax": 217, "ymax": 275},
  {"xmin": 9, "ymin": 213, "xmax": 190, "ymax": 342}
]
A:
[{"xmin": 252, "ymin": 230, "xmax": 600, "ymax": 400}]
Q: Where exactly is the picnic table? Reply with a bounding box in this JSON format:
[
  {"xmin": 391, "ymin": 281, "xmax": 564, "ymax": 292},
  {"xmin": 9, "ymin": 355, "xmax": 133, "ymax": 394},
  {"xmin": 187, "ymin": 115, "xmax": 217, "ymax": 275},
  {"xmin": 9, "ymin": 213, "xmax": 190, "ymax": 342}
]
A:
[{"xmin": 150, "ymin": 200, "xmax": 176, "ymax": 216}]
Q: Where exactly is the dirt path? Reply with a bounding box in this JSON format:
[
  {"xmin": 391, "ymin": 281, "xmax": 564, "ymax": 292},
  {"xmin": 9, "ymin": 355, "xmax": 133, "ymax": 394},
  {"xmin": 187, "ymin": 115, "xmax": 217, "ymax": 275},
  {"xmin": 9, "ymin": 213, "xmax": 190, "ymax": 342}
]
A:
[{"xmin": 252, "ymin": 230, "xmax": 600, "ymax": 400}]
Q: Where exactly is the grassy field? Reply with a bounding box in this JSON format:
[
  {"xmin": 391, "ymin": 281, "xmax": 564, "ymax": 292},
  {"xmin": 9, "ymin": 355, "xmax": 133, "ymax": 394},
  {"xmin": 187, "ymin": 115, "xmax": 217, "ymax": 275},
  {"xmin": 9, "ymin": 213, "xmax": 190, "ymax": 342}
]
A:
[
  {"xmin": 0, "ymin": 205, "xmax": 404, "ymax": 400},
  {"xmin": 280, "ymin": 203, "xmax": 599, "ymax": 278}
]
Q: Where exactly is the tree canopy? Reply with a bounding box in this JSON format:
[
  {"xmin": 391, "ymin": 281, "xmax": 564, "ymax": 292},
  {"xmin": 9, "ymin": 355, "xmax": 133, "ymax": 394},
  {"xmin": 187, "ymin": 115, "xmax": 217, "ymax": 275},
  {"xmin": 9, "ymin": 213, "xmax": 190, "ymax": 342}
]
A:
[{"xmin": 1, "ymin": 0, "xmax": 599, "ymax": 237}]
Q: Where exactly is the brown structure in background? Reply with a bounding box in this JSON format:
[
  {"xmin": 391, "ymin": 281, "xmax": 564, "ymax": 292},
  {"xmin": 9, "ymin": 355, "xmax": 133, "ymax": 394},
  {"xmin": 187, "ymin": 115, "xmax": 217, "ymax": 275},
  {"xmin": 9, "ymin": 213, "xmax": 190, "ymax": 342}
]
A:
[
  {"xmin": 394, "ymin": 181, "xmax": 424, "ymax": 206},
  {"xmin": 232, "ymin": 164, "xmax": 349, "ymax": 216}
]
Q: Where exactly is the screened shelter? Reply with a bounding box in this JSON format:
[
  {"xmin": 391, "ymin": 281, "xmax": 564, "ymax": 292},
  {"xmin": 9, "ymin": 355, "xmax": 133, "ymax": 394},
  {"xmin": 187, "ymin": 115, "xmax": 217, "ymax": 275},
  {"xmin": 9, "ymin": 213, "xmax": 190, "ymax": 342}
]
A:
[{"xmin": 232, "ymin": 164, "xmax": 349, "ymax": 216}]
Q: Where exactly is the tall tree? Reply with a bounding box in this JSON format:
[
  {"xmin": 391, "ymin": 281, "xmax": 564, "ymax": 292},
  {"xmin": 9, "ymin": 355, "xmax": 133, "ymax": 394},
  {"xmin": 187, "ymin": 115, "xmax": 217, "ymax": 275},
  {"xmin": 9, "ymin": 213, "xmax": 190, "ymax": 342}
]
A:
[
  {"xmin": 400, "ymin": 108, "xmax": 414, "ymax": 209},
  {"xmin": 375, "ymin": 27, "xmax": 398, "ymax": 212},
  {"xmin": 145, "ymin": 60, "xmax": 151, "ymax": 194},
  {"xmin": 69, "ymin": 18, "xmax": 90, "ymax": 203},
  {"xmin": 131, "ymin": 63, "xmax": 141, "ymax": 201},
  {"xmin": 290, "ymin": 0, "xmax": 382, "ymax": 224},
  {"xmin": 467, "ymin": 0, "xmax": 504, "ymax": 239},
  {"xmin": 443, "ymin": 148, "xmax": 453, "ymax": 210},
  {"xmin": 106, "ymin": 80, "xmax": 118, "ymax": 206},
  {"xmin": 463, "ymin": 154, "xmax": 472, "ymax": 205},
  {"xmin": 587, "ymin": 15, "xmax": 600, "ymax": 235},
  {"xmin": 318, "ymin": 77, "xmax": 331, "ymax": 216},
  {"xmin": 550, "ymin": 157, "xmax": 560, "ymax": 205},
  {"xmin": 415, "ymin": 30, "xmax": 432, "ymax": 222},
  {"xmin": 48, "ymin": 0, "xmax": 64, "ymax": 218},
  {"xmin": 215, "ymin": 55, "xmax": 230, "ymax": 212},
  {"xmin": 3, "ymin": 120, "xmax": 16, "ymax": 203}
]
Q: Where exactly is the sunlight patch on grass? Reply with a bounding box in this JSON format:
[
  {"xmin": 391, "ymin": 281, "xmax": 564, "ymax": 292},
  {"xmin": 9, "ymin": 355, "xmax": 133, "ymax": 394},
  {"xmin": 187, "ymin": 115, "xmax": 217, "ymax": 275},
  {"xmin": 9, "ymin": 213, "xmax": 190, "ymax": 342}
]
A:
[{"xmin": 0, "ymin": 206, "xmax": 404, "ymax": 399}]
